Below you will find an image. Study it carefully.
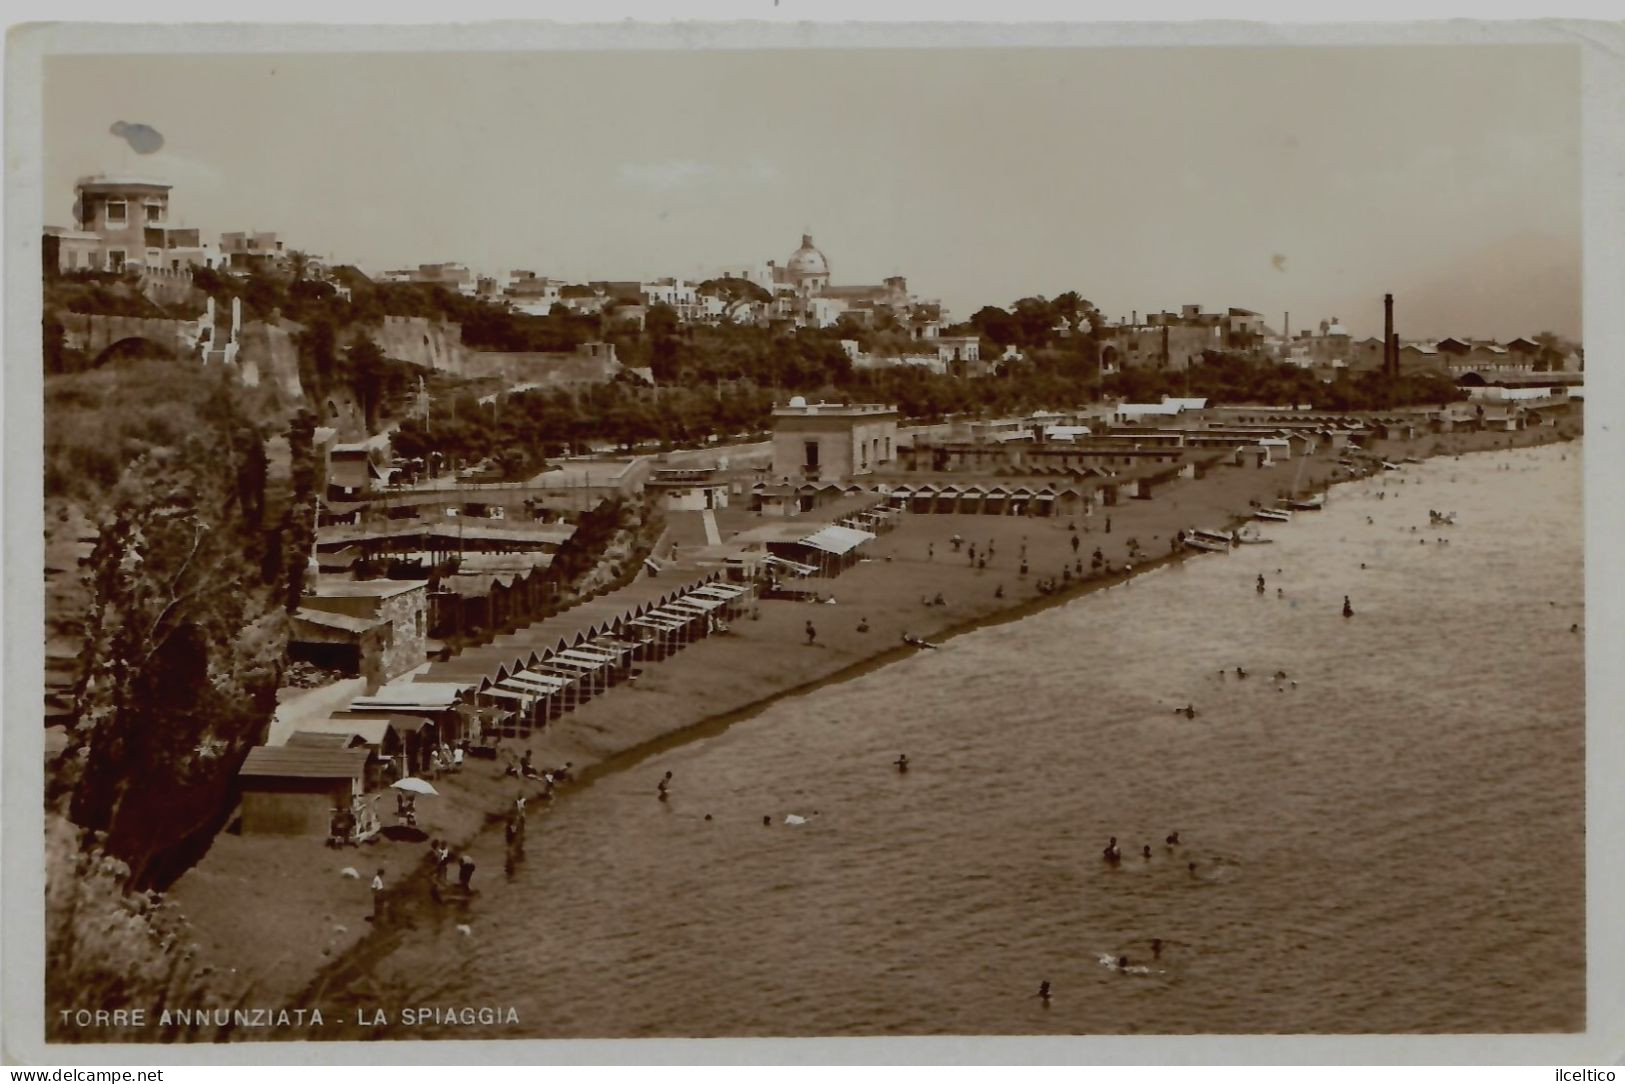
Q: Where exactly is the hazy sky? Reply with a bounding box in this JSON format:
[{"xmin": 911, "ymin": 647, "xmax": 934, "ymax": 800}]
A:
[{"xmin": 45, "ymin": 46, "xmax": 1580, "ymax": 340}]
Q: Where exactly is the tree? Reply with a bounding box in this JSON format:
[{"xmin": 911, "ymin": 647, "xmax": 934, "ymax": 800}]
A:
[
  {"xmin": 344, "ymin": 339, "xmax": 393, "ymax": 431},
  {"xmin": 1532, "ymin": 331, "xmax": 1569, "ymax": 373},
  {"xmin": 970, "ymin": 305, "xmax": 1019, "ymax": 347},
  {"xmin": 1011, "ymin": 296, "xmax": 1058, "ymax": 348}
]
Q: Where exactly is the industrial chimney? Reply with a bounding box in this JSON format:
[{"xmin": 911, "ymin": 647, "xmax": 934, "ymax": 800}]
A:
[{"xmin": 1383, "ymin": 293, "xmax": 1395, "ymax": 378}]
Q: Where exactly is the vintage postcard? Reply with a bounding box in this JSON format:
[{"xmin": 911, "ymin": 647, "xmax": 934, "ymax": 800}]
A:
[{"xmin": 4, "ymin": 14, "xmax": 1623, "ymax": 1066}]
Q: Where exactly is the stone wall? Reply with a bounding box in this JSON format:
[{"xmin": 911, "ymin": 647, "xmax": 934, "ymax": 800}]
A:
[
  {"xmin": 376, "ymin": 586, "xmax": 428, "ymax": 681},
  {"xmin": 58, "ymin": 313, "xmax": 200, "ymax": 362},
  {"xmin": 371, "ymin": 316, "xmax": 466, "ymax": 375},
  {"xmin": 234, "ymin": 319, "xmax": 306, "ymax": 400},
  {"xmin": 462, "ymin": 349, "xmax": 618, "ymax": 389}
]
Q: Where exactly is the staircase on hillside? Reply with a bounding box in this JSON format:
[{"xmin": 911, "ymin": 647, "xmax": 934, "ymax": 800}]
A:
[
  {"xmin": 203, "ymin": 296, "xmax": 239, "ymax": 367},
  {"xmin": 700, "ymin": 508, "xmax": 721, "ymax": 546}
]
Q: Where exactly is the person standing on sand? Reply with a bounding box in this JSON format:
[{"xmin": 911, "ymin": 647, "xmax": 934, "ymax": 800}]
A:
[
  {"xmin": 927, "ymin": 543, "xmax": 934, "ymax": 561},
  {"xmin": 1071, "ymin": 534, "xmax": 1081, "ymax": 555},
  {"xmin": 1105, "ymin": 516, "xmax": 1112, "ymax": 535},
  {"xmin": 805, "ymin": 620, "xmax": 817, "ymax": 646},
  {"xmin": 370, "ymin": 867, "xmax": 386, "ymax": 920},
  {"xmin": 1343, "ymin": 595, "xmax": 1355, "ymax": 618}
]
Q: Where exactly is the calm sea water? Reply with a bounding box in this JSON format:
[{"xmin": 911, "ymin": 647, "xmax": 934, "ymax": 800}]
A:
[{"xmin": 333, "ymin": 442, "xmax": 1585, "ymax": 1037}]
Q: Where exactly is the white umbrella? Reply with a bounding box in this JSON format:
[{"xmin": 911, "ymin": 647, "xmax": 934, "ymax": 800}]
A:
[{"xmin": 391, "ymin": 777, "xmax": 439, "ymax": 797}]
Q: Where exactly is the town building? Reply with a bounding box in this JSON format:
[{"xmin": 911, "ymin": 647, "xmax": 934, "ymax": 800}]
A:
[
  {"xmin": 68, "ymin": 175, "xmax": 172, "ymax": 272},
  {"xmin": 381, "ymin": 262, "xmax": 475, "ymax": 295},
  {"xmin": 770, "ymin": 398, "xmax": 900, "ymax": 484},
  {"xmin": 711, "ymin": 234, "xmax": 944, "ymax": 332},
  {"xmin": 646, "ymin": 467, "xmax": 731, "ymax": 512},
  {"xmin": 221, "ymin": 231, "xmax": 290, "ymax": 275},
  {"xmin": 299, "ymin": 578, "xmax": 430, "ymax": 686}
]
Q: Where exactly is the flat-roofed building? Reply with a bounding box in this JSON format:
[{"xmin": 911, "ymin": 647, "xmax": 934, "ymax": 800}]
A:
[{"xmin": 770, "ymin": 399, "xmax": 900, "ymax": 484}]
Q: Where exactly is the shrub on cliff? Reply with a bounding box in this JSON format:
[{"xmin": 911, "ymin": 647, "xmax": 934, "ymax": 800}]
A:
[
  {"xmin": 55, "ymin": 374, "xmax": 299, "ymax": 889},
  {"xmin": 45, "ymin": 816, "xmax": 247, "ymax": 1042}
]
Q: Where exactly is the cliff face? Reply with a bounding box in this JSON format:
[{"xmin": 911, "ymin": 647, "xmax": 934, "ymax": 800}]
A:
[{"xmin": 54, "ymin": 387, "xmax": 319, "ymax": 889}]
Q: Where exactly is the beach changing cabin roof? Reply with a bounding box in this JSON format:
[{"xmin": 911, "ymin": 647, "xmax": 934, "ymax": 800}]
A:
[{"xmin": 238, "ymin": 745, "xmax": 370, "ymax": 780}]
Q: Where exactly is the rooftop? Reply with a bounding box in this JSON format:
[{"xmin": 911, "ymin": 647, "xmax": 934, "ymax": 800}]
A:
[
  {"xmin": 311, "ymin": 577, "xmax": 430, "ymax": 599},
  {"xmin": 238, "ymin": 745, "xmax": 370, "ymax": 780},
  {"xmin": 772, "ymin": 398, "xmax": 898, "ymax": 418},
  {"xmin": 75, "ymin": 174, "xmax": 172, "ymax": 192}
]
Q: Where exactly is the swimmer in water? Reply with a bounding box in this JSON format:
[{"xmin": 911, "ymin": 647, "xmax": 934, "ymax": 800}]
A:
[
  {"xmin": 1183, "ymin": 704, "xmax": 1197, "ymax": 720},
  {"xmin": 1142, "ymin": 844, "xmax": 1152, "ymax": 860},
  {"xmin": 1571, "ymin": 623, "xmax": 1579, "ymax": 633},
  {"xmin": 1151, "ymin": 938, "xmax": 1164, "ymax": 959},
  {"xmin": 1037, "ymin": 980, "xmax": 1051, "ymax": 1003},
  {"xmin": 1104, "ymin": 837, "xmax": 1122, "ymax": 862},
  {"xmin": 1188, "ymin": 861, "xmax": 1199, "ymax": 877},
  {"xmin": 763, "ymin": 815, "xmax": 771, "ymax": 826},
  {"xmin": 1343, "ymin": 595, "xmax": 1355, "ymax": 618},
  {"xmin": 1117, "ymin": 955, "xmax": 1130, "ymax": 972},
  {"xmin": 657, "ymin": 771, "xmax": 672, "ymax": 800},
  {"xmin": 894, "ymin": 753, "xmax": 909, "ymax": 773},
  {"xmin": 1166, "ymin": 831, "xmax": 1181, "ymax": 846},
  {"xmin": 1235, "ymin": 667, "xmax": 1248, "ymax": 679}
]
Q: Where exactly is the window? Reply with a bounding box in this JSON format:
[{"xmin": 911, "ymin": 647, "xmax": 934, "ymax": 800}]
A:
[
  {"xmin": 804, "ymin": 440, "xmax": 819, "ymax": 468},
  {"xmin": 107, "ymin": 249, "xmax": 126, "ymax": 271},
  {"xmin": 145, "ymin": 203, "xmax": 164, "ymax": 223},
  {"xmin": 104, "ymin": 200, "xmax": 127, "ymax": 224}
]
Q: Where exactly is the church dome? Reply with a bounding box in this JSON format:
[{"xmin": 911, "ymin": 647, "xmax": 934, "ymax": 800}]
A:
[{"xmin": 786, "ymin": 233, "xmax": 829, "ymax": 279}]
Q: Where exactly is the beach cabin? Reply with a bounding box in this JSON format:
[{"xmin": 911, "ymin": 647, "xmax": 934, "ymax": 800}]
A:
[
  {"xmin": 237, "ymin": 745, "xmax": 370, "ymax": 836},
  {"xmin": 285, "ymin": 719, "xmax": 403, "ymax": 790}
]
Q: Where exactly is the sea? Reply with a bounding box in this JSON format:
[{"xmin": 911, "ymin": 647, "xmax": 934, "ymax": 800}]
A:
[{"xmin": 326, "ymin": 441, "xmax": 1585, "ymax": 1037}]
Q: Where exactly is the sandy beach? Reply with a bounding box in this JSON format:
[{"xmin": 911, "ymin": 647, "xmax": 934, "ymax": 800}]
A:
[{"xmin": 160, "ymin": 420, "xmax": 1579, "ymax": 1014}]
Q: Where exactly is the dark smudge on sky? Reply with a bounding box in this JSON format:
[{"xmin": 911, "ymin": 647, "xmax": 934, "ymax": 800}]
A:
[{"xmin": 109, "ymin": 121, "xmax": 163, "ymax": 154}]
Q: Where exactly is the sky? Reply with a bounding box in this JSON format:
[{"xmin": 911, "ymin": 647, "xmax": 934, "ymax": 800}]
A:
[{"xmin": 44, "ymin": 46, "xmax": 1581, "ymax": 341}]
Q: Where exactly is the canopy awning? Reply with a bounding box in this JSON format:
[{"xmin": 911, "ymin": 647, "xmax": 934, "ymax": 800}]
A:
[
  {"xmin": 559, "ymin": 648, "xmax": 617, "ymax": 667},
  {"xmin": 542, "ymin": 655, "xmax": 605, "ymax": 674},
  {"xmin": 484, "ymin": 685, "xmax": 536, "ymax": 704},
  {"xmin": 762, "ymin": 554, "xmax": 817, "ymax": 576},
  {"xmin": 692, "ymin": 584, "xmax": 747, "ymax": 600},
  {"xmin": 508, "ymin": 670, "xmax": 572, "ymax": 692},
  {"xmin": 632, "ymin": 615, "xmax": 687, "ymax": 631},
  {"xmin": 800, "ymin": 524, "xmax": 876, "ymax": 555}
]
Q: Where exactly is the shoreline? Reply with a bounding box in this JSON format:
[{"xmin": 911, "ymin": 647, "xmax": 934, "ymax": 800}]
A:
[{"xmin": 150, "ymin": 420, "xmax": 1582, "ymax": 1033}]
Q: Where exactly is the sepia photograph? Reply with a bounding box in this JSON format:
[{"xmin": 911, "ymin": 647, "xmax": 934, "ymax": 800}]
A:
[{"xmin": 6, "ymin": 14, "xmax": 1622, "ymax": 1064}]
